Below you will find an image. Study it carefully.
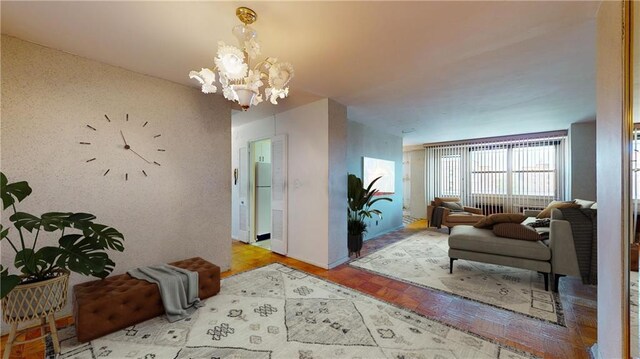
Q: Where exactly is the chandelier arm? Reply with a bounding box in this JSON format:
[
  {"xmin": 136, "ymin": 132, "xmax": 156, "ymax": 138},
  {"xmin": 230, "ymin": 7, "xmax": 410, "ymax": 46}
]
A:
[{"xmin": 252, "ymin": 58, "xmax": 276, "ymax": 71}]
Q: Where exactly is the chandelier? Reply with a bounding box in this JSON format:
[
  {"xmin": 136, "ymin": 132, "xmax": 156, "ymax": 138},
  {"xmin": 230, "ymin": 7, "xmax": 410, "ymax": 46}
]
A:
[{"xmin": 189, "ymin": 7, "xmax": 294, "ymax": 111}]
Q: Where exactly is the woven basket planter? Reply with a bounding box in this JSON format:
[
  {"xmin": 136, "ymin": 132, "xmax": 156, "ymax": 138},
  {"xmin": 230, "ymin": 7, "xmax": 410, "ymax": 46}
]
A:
[{"xmin": 2, "ymin": 269, "xmax": 69, "ymax": 324}]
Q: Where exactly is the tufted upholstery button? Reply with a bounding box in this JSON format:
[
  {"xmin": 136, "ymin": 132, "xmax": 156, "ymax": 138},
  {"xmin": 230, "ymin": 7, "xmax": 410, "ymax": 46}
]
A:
[{"xmin": 72, "ymin": 257, "xmax": 220, "ymax": 343}]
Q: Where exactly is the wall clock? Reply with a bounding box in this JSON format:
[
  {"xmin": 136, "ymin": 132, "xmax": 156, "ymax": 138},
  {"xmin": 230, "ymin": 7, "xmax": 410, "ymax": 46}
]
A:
[{"xmin": 80, "ymin": 113, "xmax": 165, "ymax": 181}]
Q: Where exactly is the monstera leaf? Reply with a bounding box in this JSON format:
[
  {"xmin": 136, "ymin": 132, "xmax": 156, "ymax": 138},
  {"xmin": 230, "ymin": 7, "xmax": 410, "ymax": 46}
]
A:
[
  {"xmin": 1, "ymin": 265, "xmax": 21, "ymax": 299},
  {"xmin": 1, "ymin": 173, "xmax": 125, "ymax": 298},
  {"xmin": 1, "ymin": 173, "xmax": 32, "ymax": 210},
  {"xmin": 39, "ymin": 234, "xmax": 115, "ymax": 278},
  {"xmin": 14, "ymin": 248, "xmax": 49, "ymax": 275},
  {"xmin": 82, "ymin": 223, "xmax": 124, "ymax": 251},
  {"xmin": 10, "ymin": 212, "xmax": 99, "ymax": 233},
  {"xmin": 0, "ymin": 224, "xmax": 8, "ymax": 241},
  {"xmin": 10, "ymin": 212, "xmax": 42, "ymax": 232}
]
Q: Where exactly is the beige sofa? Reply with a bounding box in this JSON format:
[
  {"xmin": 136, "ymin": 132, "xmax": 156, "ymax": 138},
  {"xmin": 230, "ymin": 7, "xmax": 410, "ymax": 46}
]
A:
[
  {"xmin": 427, "ymin": 197, "xmax": 485, "ymax": 232},
  {"xmin": 448, "ymin": 208, "xmax": 584, "ymax": 292}
]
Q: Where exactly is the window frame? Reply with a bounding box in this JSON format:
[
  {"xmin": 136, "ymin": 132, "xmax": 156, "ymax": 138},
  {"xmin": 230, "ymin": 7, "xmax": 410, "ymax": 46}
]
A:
[{"xmin": 465, "ymin": 142, "xmax": 559, "ymax": 198}]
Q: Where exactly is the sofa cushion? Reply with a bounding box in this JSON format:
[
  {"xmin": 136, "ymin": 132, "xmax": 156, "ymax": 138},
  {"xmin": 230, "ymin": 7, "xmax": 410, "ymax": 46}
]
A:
[
  {"xmin": 574, "ymin": 198, "xmax": 596, "ymax": 209},
  {"xmin": 537, "ymin": 200, "xmax": 580, "ymax": 218},
  {"xmin": 446, "ymin": 212, "xmax": 485, "ymax": 223},
  {"xmin": 441, "ymin": 201, "xmax": 464, "ymax": 211},
  {"xmin": 493, "ymin": 223, "xmax": 541, "ymax": 241},
  {"xmin": 449, "ymin": 225, "xmax": 551, "ymax": 261},
  {"xmin": 434, "ymin": 197, "xmax": 461, "ymax": 207},
  {"xmin": 473, "ymin": 213, "xmax": 526, "ymax": 229}
]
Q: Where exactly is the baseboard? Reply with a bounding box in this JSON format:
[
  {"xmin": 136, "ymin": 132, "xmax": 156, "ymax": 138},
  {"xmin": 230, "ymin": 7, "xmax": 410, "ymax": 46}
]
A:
[
  {"xmin": 285, "ymin": 254, "xmax": 330, "ymax": 270},
  {"xmin": 328, "ymin": 255, "xmax": 349, "ymax": 269},
  {"xmin": 589, "ymin": 343, "xmax": 601, "ymax": 359},
  {"xmin": 365, "ymin": 224, "xmax": 405, "ymax": 241}
]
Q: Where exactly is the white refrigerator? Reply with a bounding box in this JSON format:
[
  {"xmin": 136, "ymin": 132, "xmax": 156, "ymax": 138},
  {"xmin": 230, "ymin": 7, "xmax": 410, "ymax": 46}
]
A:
[{"xmin": 255, "ymin": 162, "xmax": 272, "ymax": 241}]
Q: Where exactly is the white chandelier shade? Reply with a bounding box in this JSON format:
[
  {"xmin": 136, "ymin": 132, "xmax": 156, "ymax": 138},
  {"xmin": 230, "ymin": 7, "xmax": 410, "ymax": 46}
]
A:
[{"xmin": 189, "ymin": 7, "xmax": 294, "ymax": 111}]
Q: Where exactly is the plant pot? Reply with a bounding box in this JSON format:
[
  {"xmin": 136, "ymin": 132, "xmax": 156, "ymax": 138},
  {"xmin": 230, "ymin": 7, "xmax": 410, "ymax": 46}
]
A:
[
  {"xmin": 1, "ymin": 269, "xmax": 69, "ymax": 324},
  {"xmin": 348, "ymin": 233, "xmax": 364, "ymax": 258}
]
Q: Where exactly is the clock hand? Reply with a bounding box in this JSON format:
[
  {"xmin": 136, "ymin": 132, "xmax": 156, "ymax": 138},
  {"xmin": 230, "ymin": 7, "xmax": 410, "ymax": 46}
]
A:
[
  {"xmin": 129, "ymin": 148, "xmax": 151, "ymax": 164},
  {"xmin": 120, "ymin": 130, "xmax": 130, "ymax": 149}
]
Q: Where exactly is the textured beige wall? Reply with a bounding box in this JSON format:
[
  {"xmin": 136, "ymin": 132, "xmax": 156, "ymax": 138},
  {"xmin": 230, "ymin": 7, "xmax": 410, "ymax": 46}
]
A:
[{"xmin": 1, "ymin": 35, "xmax": 232, "ymax": 320}]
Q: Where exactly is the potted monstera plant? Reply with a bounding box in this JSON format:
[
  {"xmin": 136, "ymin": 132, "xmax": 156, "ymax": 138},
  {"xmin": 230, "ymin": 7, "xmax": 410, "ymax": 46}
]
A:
[
  {"xmin": 0, "ymin": 172, "xmax": 124, "ymax": 324},
  {"xmin": 347, "ymin": 173, "xmax": 392, "ymax": 257}
]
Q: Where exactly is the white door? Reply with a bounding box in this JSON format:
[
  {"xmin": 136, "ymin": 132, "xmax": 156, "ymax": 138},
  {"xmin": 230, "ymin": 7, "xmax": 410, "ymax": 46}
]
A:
[
  {"xmin": 238, "ymin": 146, "xmax": 250, "ymax": 243},
  {"xmin": 270, "ymin": 135, "xmax": 287, "ymax": 255}
]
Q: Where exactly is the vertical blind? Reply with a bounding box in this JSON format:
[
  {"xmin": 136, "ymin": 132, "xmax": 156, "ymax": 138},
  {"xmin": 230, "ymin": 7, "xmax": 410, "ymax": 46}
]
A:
[{"xmin": 425, "ymin": 134, "xmax": 567, "ymax": 214}]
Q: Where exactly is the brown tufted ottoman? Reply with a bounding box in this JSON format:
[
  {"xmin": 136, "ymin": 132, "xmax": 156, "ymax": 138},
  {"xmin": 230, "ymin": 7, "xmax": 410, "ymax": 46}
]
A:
[{"xmin": 73, "ymin": 257, "xmax": 220, "ymax": 342}]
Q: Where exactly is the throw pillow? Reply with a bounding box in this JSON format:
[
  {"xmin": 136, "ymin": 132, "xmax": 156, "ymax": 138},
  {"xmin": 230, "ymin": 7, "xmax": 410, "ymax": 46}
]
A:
[
  {"xmin": 574, "ymin": 198, "xmax": 596, "ymax": 209},
  {"xmin": 441, "ymin": 202, "xmax": 464, "ymax": 211},
  {"xmin": 536, "ymin": 200, "xmax": 581, "ymax": 218},
  {"xmin": 493, "ymin": 223, "xmax": 541, "ymax": 241},
  {"xmin": 434, "ymin": 197, "xmax": 460, "ymax": 207},
  {"xmin": 473, "ymin": 213, "xmax": 526, "ymax": 229}
]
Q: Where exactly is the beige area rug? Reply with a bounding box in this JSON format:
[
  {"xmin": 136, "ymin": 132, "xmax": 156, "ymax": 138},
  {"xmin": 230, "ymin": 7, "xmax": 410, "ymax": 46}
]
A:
[
  {"xmin": 52, "ymin": 263, "xmax": 535, "ymax": 359},
  {"xmin": 349, "ymin": 230, "xmax": 565, "ymax": 326}
]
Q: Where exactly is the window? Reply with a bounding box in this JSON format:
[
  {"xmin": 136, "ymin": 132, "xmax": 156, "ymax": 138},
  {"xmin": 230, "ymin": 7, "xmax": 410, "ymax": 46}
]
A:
[
  {"xmin": 425, "ymin": 135, "xmax": 566, "ymax": 214},
  {"xmin": 511, "ymin": 145, "xmax": 556, "ymax": 196},
  {"xmin": 468, "ymin": 143, "xmax": 558, "ymax": 197},
  {"xmin": 439, "ymin": 155, "xmax": 461, "ymax": 196},
  {"xmin": 469, "ymin": 148, "xmax": 507, "ymax": 194}
]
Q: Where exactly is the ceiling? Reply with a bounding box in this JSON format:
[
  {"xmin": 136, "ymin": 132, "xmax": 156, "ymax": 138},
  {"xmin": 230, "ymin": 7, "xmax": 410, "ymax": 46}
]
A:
[{"xmin": 1, "ymin": 1, "xmax": 600, "ymax": 145}]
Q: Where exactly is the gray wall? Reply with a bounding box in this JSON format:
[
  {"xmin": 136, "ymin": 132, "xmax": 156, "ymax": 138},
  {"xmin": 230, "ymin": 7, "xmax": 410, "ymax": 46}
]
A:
[
  {"xmin": 231, "ymin": 99, "xmax": 350, "ymax": 269},
  {"xmin": 1, "ymin": 35, "xmax": 232, "ymax": 319},
  {"xmin": 347, "ymin": 121, "xmax": 403, "ymax": 240},
  {"xmin": 327, "ymin": 100, "xmax": 348, "ymax": 267},
  {"xmin": 569, "ymin": 121, "xmax": 597, "ymax": 200}
]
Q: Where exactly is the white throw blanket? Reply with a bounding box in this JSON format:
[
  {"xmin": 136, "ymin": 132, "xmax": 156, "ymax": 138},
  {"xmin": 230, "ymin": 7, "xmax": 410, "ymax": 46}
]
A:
[{"xmin": 128, "ymin": 264, "xmax": 203, "ymax": 322}]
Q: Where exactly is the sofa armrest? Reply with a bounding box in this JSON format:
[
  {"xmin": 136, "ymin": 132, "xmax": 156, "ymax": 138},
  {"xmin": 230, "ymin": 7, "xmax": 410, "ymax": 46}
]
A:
[
  {"xmin": 550, "ymin": 208, "xmax": 565, "ymax": 220},
  {"xmin": 523, "ymin": 210, "xmax": 541, "ymax": 217},
  {"xmin": 463, "ymin": 206, "xmax": 483, "ymax": 215},
  {"xmin": 549, "ymin": 218, "xmax": 581, "ymax": 277},
  {"xmin": 435, "ymin": 207, "xmax": 452, "ymax": 217}
]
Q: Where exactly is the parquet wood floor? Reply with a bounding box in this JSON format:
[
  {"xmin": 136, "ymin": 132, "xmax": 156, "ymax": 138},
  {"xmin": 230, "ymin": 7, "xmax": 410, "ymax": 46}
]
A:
[{"xmin": 1, "ymin": 220, "xmax": 597, "ymax": 358}]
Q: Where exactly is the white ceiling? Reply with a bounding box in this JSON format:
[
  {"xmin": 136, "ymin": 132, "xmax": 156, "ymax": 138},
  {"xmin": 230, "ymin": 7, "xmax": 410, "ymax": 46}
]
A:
[{"xmin": 1, "ymin": 1, "xmax": 599, "ymax": 145}]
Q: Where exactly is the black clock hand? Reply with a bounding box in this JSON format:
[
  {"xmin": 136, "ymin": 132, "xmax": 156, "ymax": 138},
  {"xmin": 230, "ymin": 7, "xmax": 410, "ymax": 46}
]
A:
[
  {"xmin": 129, "ymin": 148, "xmax": 151, "ymax": 164},
  {"xmin": 120, "ymin": 130, "xmax": 130, "ymax": 149}
]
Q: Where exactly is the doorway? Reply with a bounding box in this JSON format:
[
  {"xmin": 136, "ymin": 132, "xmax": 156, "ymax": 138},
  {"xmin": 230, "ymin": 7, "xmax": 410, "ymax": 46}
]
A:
[{"xmin": 250, "ymin": 139, "xmax": 272, "ymax": 250}]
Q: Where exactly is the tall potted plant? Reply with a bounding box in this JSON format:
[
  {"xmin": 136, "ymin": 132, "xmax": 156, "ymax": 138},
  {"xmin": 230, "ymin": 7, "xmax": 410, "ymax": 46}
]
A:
[
  {"xmin": 0, "ymin": 173, "xmax": 124, "ymax": 345},
  {"xmin": 347, "ymin": 173, "xmax": 392, "ymax": 257}
]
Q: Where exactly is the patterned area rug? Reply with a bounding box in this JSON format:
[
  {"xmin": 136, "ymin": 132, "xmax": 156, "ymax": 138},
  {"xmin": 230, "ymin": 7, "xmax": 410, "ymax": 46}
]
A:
[
  {"xmin": 54, "ymin": 263, "xmax": 535, "ymax": 359},
  {"xmin": 349, "ymin": 230, "xmax": 565, "ymax": 325}
]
